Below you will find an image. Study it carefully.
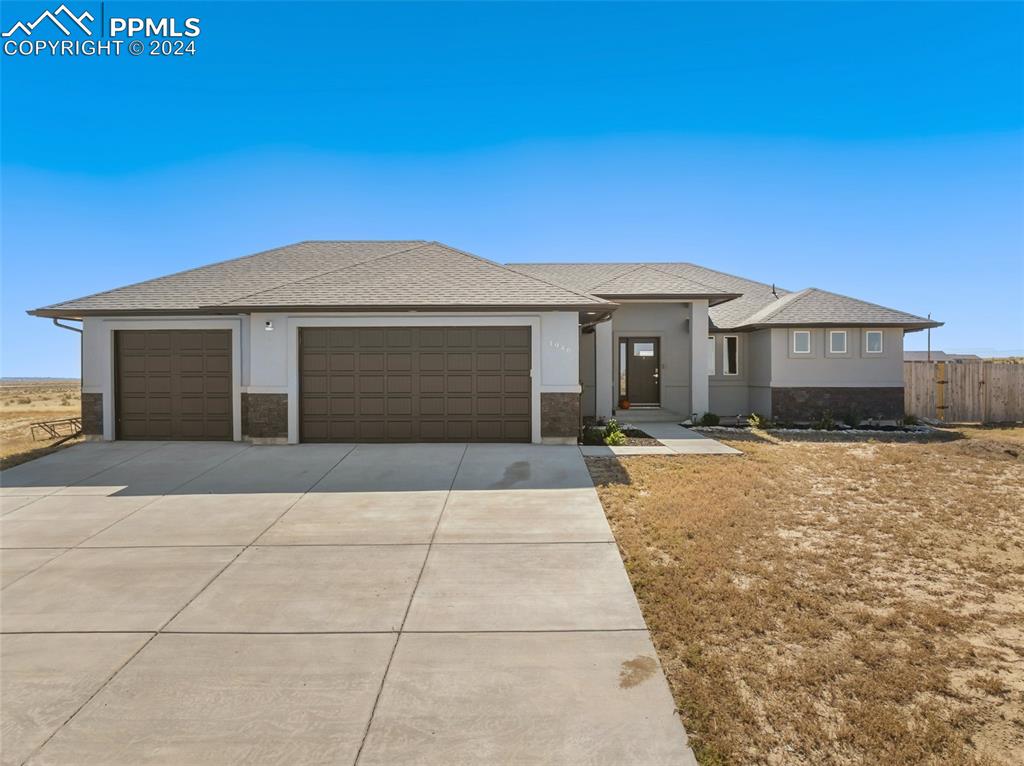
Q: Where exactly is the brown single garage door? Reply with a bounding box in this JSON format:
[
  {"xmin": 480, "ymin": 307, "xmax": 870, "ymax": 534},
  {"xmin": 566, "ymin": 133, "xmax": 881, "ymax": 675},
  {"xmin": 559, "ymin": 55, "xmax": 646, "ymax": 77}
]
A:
[
  {"xmin": 300, "ymin": 326, "xmax": 531, "ymax": 443},
  {"xmin": 115, "ymin": 330, "xmax": 233, "ymax": 440}
]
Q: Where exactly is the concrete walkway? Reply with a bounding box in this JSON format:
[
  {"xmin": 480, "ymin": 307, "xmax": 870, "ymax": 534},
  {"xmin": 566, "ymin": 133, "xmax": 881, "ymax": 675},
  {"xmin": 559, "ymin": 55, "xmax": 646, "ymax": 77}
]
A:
[
  {"xmin": 581, "ymin": 423, "xmax": 741, "ymax": 456},
  {"xmin": 1, "ymin": 441, "xmax": 695, "ymax": 766}
]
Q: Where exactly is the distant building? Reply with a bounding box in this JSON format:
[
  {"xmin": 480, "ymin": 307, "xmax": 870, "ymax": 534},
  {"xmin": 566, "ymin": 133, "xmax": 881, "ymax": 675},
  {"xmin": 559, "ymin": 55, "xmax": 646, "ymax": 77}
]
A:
[{"xmin": 904, "ymin": 351, "xmax": 982, "ymax": 363}]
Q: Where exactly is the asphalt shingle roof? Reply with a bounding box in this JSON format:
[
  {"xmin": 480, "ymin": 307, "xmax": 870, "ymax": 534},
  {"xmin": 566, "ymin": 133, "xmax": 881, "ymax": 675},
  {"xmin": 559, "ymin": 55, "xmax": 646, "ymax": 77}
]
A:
[
  {"xmin": 508, "ymin": 263, "xmax": 739, "ymax": 303},
  {"xmin": 739, "ymin": 287, "xmax": 936, "ymax": 328},
  {"xmin": 505, "ymin": 263, "xmax": 938, "ymax": 329},
  {"xmin": 30, "ymin": 241, "xmax": 610, "ymax": 317},
  {"xmin": 216, "ymin": 243, "xmax": 610, "ymax": 310}
]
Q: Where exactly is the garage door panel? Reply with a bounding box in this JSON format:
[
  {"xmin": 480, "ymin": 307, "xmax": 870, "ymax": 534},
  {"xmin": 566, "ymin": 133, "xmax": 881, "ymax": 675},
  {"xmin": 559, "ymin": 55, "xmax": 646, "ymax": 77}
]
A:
[
  {"xmin": 388, "ymin": 399, "xmax": 412, "ymax": 416},
  {"xmin": 477, "ymin": 397, "xmax": 502, "ymax": 416},
  {"xmin": 386, "ymin": 329, "xmax": 413, "ymax": 347},
  {"xmin": 387, "ymin": 354, "xmax": 412, "ymax": 372},
  {"xmin": 358, "ymin": 329, "xmax": 385, "ymax": 347},
  {"xmin": 505, "ymin": 375, "xmax": 531, "ymax": 393},
  {"xmin": 419, "ymin": 353, "xmax": 444, "ymax": 372},
  {"xmin": 327, "ymin": 328, "xmax": 355, "ymax": 347},
  {"xmin": 299, "ymin": 326, "xmax": 531, "ymax": 443},
  {"xmin": 302, "ymin": 353, "xmax": 327, "ymax": 372},
  {"xmin": 419, "ymin": 329, "xmax": 445, "ymax": 347},
  {"xmin": 420, "ymin": 398, "xmax": 444, "ymax": 416},
  {"xmin": 504, "ymin": 328, "xmax": 530, "ymax": 347},
  {"xmin": 387, "ymin": 376, "xmax": 412, "ymax": 394},
  {"xmin": 328, "ymin": 398, "xmax": 353, "ymax": 416},
  {"xmin": 330, "ymin": 353, "xmax": 355, "ymax": 372},
  {"xmin": 359, "ymin": 398, "xmax": 385, "ymax": 416},
  {"xmin": 475, "ymin": 328, "xmax": 503, "ymax": 348},
  {"xmin": 447, "ymin": 376, "xmax": 472, "ymax": 394},
  {"xmin": 359, "ymin": 376, "xmax": 385, "ymax": 394},
  {"xmin": 116, "ymin": 330, "xmax": 233, "ymax": 441},
  {"xmin": 446, "ymin": 397, "xmax": 473, "ymax": 416},
  {"xmin": 504, "ymin": 397, "xmax": 530, "ymax": 416},
  {"xmin": 476, "ymin": 421, "xmax": 503, "ymax": 440},
  {"xmin": 305, "ymin": 375, "xmax": 328, "ymax": 394},
  {"xmin": 205, "ymin": 356, "xmax": 231, "ymax": 374}
]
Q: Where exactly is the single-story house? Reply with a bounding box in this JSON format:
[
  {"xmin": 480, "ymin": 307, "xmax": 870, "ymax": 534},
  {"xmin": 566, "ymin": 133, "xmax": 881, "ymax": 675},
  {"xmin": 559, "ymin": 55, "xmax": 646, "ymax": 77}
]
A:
[{"xmin": 30, "ymin": 240, "xmax": 941, "ymax": 444}]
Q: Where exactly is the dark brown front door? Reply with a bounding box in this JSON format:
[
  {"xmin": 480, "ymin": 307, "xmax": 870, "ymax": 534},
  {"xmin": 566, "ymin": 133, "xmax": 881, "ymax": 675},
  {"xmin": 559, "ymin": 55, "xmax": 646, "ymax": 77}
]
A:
[
  {"xmin": 299, "ymin": 326, "xmax": 531, "ymax": 443},
  {"xmin": 626, "ymin": 337, "xmax": 660, "ymax": 405},
  {"xmin": 115, "ymin": 330, "xmax": 233, "ymax": 440}
]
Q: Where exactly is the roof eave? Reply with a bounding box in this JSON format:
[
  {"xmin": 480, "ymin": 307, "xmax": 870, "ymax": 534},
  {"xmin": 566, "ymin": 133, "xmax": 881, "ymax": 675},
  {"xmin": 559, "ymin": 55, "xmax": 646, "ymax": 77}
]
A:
[
  {"xmin": 199, "ymin": 302, "xmax": 617, "ymax": 313},
  {"xmin": 592, "ymin": 292, "xmax": 741, "ymax": 305},
  {"xmin": 737, "ymin": 320, "xmax": 944, "ymax": 331}
]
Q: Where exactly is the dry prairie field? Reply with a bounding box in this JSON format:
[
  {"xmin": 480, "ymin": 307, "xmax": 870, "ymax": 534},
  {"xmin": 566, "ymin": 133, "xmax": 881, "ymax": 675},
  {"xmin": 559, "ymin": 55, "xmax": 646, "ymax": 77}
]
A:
[
  {"xmin": 0, "ymin": 379, "xmax": 81, "ymax": 469},
  {"xmin": 588, "ymin": 428, "xmax": 1024, "ymax": 766}
]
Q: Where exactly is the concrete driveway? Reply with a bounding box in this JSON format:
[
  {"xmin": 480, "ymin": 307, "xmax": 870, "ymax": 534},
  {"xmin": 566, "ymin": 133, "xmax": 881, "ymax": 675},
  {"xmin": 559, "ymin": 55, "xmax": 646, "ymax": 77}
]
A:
[{"xmin": 1, "ymin": 441, "xmax": 695, "ymax": 766}]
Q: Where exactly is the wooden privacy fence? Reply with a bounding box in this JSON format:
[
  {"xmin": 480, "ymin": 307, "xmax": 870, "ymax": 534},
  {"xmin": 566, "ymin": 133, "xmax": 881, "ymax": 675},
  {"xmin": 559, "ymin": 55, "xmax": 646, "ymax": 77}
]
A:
[{"xmin": 904, "ymin": 361, "xmax": 1024, "ymax": 423}]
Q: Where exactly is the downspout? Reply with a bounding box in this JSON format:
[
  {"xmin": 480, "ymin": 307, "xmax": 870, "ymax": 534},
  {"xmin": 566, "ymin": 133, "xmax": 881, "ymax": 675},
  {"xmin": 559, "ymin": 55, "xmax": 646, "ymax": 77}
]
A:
[
  {"xmin": 51, "ymin": 318, "xmax": 84, "ymax": 399},
  {"xmin": 580, "ymin": 312, "xmax": 614, "ymax": 426}
]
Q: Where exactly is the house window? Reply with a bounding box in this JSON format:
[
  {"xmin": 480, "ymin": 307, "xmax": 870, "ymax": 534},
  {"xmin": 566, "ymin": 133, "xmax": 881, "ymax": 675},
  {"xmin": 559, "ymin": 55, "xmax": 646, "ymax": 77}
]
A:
[
  {"xmin": 707, "ymin": 336, "xmax": 715, "ymax": 374},
  {"xmin": 792, "ymin": 330, "xmax": 811, "ymax": 354},
  {"xmin": 618, "ymin": 340, "xmax": 627, "ymax": 396},
  {"xmin": 829, "ymin": 330, "xmax": 847, "ymax": 354},
  {"xmin": 633, "ymin": 342, "xmax": 655, "ymax": 357},
  {"xmin": 865, "ymin": 330, "xmax": 883, "ymax": 354},
  {"xmin": 723, "ymin": 336, "xmax": 739, "ymax": 375}
]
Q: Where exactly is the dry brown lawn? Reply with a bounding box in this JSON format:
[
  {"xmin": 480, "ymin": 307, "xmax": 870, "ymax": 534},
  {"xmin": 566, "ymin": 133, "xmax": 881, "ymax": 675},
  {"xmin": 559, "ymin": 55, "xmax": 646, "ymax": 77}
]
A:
[
  {"xmin": 588, "ymin": 428, "xmax": 1024, "ymax": 766},
  {"xmin": 0, "ymin": 380, "xmax": 81, "ymax": 470}
]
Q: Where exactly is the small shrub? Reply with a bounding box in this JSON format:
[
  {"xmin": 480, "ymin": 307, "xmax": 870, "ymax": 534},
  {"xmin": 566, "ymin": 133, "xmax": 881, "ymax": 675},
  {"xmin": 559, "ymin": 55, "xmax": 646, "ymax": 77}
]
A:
[
  {"xmin": 903, "ymin": 414, "xmax": 919, "ymax": 426},
  {"xmin": 814, "ymin": 410, "xmax": 838, "ymax": 431},
  {"xmin": 842, "ymin": 408, "xmax": 862, "ymax": 428},
  {"xmin": 601, "ymin": 418, "xmax": 628, "ymax": 446},
  {"xmin": 16, "ymin": 397, "xmax": 32, "ymax": 405},
  {"xmin": 581, "ymin": 425, "xmax": 606, "ymax": 445},
  {"xmin": 747, "ymin": 412, "xmax": 772, "ymax": 429},
  {"xmin": 604, "ymin": 429, "xmax": 628, "ymax": 446},
  {"xmin": 698, "ymin": 412, "xmax": 720, "ymax": 427}
]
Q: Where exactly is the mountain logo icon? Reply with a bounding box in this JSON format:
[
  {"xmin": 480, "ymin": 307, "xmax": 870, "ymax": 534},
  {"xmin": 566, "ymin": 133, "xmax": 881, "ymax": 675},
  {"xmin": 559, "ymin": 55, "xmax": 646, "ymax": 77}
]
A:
[{"xmin": 2, "ymin": 4, "xmax": 94, "ymax": 37}]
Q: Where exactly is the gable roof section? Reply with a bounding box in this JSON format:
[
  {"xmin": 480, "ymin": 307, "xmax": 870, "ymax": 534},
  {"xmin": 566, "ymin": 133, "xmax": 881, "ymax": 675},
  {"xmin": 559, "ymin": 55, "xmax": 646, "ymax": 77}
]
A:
[
  {"xmin": 508, "ymin": 263, "xmax": 740, "ymax": 304},
  {"xmin": 215, "ymin": 242, "xmax": 611, "ymax": 311},
  {"xmin": 739, "ymin": 287, "xmax": 937, "ymax": 329},
  {"xmin": 30, "ymin": 241, "xmax": 610, "ymax": 318},
  {"xmin": 504, "ymin": 263, "xmax": 940, "ymax": 330}
]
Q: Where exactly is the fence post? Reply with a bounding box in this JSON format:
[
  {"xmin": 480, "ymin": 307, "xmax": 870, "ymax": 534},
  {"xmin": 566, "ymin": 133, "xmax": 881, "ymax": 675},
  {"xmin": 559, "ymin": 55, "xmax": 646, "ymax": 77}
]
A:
[{"xmin": 935, "ymin": 361, "xmax": 946, "ymax": 422}]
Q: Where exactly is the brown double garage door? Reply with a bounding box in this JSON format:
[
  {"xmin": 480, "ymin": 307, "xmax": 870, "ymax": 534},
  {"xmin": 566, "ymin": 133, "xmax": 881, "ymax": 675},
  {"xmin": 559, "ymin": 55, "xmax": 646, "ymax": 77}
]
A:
[
  {"xmin": 115, "ymin": 330, "xmax": 232, "ymax": 440},
  {"xmin": 300, "ymin": 326, "xmax": 531, "ymax": 443}
]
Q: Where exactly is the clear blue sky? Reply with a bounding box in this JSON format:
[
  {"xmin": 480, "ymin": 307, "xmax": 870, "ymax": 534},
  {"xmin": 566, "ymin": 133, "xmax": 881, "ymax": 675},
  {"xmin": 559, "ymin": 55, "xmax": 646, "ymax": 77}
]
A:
[{"xmin": 2, "ymin": 1, "xmax": 1022, "ymax": 377}]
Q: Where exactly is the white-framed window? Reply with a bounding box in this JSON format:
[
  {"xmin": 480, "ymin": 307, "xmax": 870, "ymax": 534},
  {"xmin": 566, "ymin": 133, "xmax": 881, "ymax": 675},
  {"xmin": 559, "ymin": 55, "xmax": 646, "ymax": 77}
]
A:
[
  {"xmin": 829, "ymin": 330, "xmax": 847, "ymax": 354},
  {"xmin": 792, "ymin": 330, "xmax": 811, "ymax": 354},
  {"xmin": 865, "ymin": 330, "xmax": 883, "ymax": 354},
  {"xmin": 723, "ymin": 335, "xmax": 739, "ymax": 375},
  {"xmin": 707, "ymin": 336, "xmax": 715, "ymax": 374}
]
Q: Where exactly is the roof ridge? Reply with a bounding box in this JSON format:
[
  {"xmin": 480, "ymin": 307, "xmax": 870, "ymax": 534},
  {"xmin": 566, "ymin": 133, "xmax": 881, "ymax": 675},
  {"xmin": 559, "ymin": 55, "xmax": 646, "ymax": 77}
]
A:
[
  {"xmin": 587, "ymin": 263, "xmax": 653, "ymax": 292},
  {"xmin": 739, "ymin": 288, "xmax": 810, "ymax": 325},
  {"xmin": 643, "ymin": 263, "xmax": 728, "ymax": 293},
  {"xmin": 438, "ymin": 243, "xmax": 614, "ymax": 305},
  {"xmin": 211, "ymin": 241, "xmax": 433, "ymax": 305}
]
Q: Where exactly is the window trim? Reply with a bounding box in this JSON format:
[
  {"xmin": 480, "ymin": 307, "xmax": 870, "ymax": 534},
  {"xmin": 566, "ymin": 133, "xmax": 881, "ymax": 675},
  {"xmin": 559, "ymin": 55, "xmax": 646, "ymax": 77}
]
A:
[
  {"xmin": 792, "ymin": 330, "xmax": 811, "ymax": 354},
  {"xmin": 829, "ymin": 330, "xmax": 847, "ymax": 355},
  {"xmin": 707, "ymin": 336, "xmax": 715, "ymax": 375},
  {"xmin": 722, "ymin": 335, "xmax": 739, "ymax": 376},
  {"xmin": 864, "ymin": 330, "xmax": 884, "ymax": 354}
]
